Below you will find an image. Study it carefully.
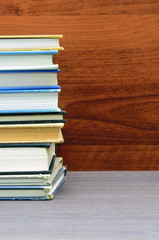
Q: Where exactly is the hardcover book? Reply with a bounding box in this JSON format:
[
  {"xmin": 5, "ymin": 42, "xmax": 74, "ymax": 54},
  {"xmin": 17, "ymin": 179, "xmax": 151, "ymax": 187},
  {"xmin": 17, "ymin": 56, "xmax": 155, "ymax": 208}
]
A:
[
  {"xmin": 0, "ymin": 35, "xmax": 63, "ymax": 51},
  {"xmin": 0, "ymin": 109, "xmax": 66, "ymax": 124},
  {"xmin": 0, "ymin": 88, "xmax": 61, "ymax": 113},
  {"xmin": 0, "ymin": 123, "xmax": 64, "ymax": 143},
  {"xmin": 0, "ymin": 69, "xmax": 60, "ymax": 88},
  {"xmin": 0, "ymin": 142, "xmax": 55, "ymax": 173},
  {"xmin": 0, "ymin": 50, "xmax": 58, "ymax": 70}
]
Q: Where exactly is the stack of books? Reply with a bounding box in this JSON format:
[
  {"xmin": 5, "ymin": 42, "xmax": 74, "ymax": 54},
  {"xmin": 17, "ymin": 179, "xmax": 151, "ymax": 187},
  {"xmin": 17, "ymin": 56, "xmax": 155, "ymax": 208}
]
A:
[{"xmin": 0, "ymin": 35, "xmax": 66, "ymax": 200}]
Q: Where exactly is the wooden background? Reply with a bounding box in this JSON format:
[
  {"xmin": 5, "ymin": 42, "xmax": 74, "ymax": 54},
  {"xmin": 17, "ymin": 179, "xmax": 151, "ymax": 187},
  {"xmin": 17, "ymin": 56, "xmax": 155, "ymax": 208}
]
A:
[{"xmin": 0, "ymin": 0, "xmax": 159, "ymax": 170}]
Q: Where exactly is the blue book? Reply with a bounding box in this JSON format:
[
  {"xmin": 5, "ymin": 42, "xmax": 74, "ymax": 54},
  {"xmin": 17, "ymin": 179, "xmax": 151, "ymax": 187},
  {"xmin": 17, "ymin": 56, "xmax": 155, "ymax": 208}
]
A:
[
  {"xmin": 0, "ymin": 50, "xmax": 58, "ymax": 55},
  {"xmin": 0, "ymin": 69, "xmax": 60, "ymax": 89},
  {"xmin": 0, "ymin": 88, "xmax": 61, "ymax": 113},
  {"xmin": 0, "ymin": 87, "xmax": 60, "ymax": 93},
  {"xmin": 0, "ymin": 86, "xmax": 61, "ymax": 91},
  {"xmin": 0, "ymin": 50, "xmax": 58, "ymax": 71},
  {"xmin": 0, "ymin": 69, "xmax": 60, "ymax": 73}
]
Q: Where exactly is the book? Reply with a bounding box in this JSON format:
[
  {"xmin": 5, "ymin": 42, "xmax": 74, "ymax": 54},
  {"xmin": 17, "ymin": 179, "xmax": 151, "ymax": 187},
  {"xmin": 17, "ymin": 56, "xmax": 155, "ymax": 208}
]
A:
[
  {"xmin": 0, "ymin": 50, "xmax": 58, "ymax": 70},
  {"xmin": 0, "ymin": 157, "xmax": 64, "ymax": 185},
  {"xmin": 0, "ymin": 142, "xmax": 55, "ymax": 172},
  {"xmin": 0, "ymin": 123, "xmax": 64, "ymax": 143},
  {"xmin": 0, "ymin": 35, "xmax": 63, "ymax": 51},
  {"xmin": 0, "ymin": 166, "xmax": 67, "ymax": 200},
  {"xmin": 0, "ymin": 69, "xmax": 60, "ymax": 88},
  {"xmin": 0, "ymin": 88, "xmax": 60, "ymax": 113},
  {"xmin": 0, "ymin": 110, "xmax": 66, "ymax": 124}
]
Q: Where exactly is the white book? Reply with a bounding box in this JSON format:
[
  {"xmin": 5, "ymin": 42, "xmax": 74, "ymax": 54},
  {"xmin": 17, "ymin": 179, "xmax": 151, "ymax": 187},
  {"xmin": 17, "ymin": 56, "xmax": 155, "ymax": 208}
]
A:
[
  {"xmin": 0, "ymin": 70, "xmax": 59, "ymax": 88},
  {"xmin": 0, "ymin": 143, "xmax": 55, "ymax": 172},
  {"xmin": 0, "ymin": 35, "xmax": 63, "ymax": 50},
  {"xmin": 0, "ymin": 50, "xmax": 58, "ymax": 70}
]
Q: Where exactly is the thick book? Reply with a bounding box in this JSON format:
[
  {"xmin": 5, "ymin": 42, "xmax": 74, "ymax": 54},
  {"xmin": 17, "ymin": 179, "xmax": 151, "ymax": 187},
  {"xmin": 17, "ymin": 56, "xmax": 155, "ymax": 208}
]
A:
[
  {"xmin": 0, "ymin": 50, "xmax": 58, "ymax": 70},
  {"xmin": 0, "ymin": 109, "xmax": 66, "ymax": 124},
  {"xmin": 0, "ymin": 157, "xmax": 64, "ymax": 185},
  {"xmin": 0, "ymin": 88, "xmax": 60, "ymax": 113},
  {"xmin": 0, "ymin": 142, "xmax": 55, "ymax": 173},
  {"xmin": 0, "ymin": 123, "xmax": 64, "ymax": 143},
  {"xmin": 0, "ymin": 166, "xmax": 67, "ymax": 200},
  {"xmin": 0, "ymin": 69, "xmax": 60, "ymax": 88},
  {"xmin": 0, "ymin": 35, "xmax": 63, "ymax": 51}
]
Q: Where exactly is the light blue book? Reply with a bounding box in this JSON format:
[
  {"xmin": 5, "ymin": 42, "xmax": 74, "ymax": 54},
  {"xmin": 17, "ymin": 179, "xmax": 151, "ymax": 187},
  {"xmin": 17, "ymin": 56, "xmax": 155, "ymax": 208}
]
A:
[
  {"xmin": 0, "ymin": 69, "xmax": 60, "ymax": 88},
  {"xmin": 0, "ymin": 166, "xmax": 67, "ymax": 200},
  {"xmin": 0, "ymin": 50, "xmax": 58, "ymax": 55},
  {"xmin": 0, "ymin": 50, "xmax": 58, "ymax": 71},
  {"xmin": 0, "ymin": 88, "xmax": 61, "ymax": 114}
]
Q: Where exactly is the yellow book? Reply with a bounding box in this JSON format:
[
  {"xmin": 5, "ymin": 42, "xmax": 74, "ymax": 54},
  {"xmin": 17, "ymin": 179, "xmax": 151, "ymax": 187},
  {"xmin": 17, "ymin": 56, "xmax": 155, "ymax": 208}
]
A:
[
  {"xmin": 0, "ymin": 35, "xmax": 63, "ymax": 51},
  {"xmin": 0, "ymin": 123, "xmax": 64, "ymax": 143}
]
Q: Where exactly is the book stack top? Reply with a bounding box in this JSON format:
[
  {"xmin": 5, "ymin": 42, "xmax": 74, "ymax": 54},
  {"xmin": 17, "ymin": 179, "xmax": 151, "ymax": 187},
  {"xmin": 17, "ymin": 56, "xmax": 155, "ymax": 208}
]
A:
[{"xmin": 0, "ymin": 35, "xmax": 64, "ymax": 51}]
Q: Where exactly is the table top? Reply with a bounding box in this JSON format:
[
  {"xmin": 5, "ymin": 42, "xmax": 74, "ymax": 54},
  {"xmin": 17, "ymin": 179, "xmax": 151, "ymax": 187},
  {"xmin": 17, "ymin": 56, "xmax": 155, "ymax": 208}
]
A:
[{"xmin": 1, "ymin": 171, "xmax": 159, "ymax": 240}]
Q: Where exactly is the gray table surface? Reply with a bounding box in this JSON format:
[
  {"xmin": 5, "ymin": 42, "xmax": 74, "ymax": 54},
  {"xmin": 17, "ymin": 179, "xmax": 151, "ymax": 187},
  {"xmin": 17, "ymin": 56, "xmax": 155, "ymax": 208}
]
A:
[{"xmin": 1, "ymin": 171, "xmax": 159, "ymax": 240}]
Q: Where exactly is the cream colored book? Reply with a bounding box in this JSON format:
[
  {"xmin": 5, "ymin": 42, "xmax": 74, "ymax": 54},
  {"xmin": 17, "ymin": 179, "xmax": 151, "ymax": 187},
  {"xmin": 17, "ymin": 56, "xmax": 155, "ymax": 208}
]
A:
[
  {"xmin": 0, "ymin": 142, "xmax": 55, "ymax": 172},
  {"xmin": 0, "ymin": 123, "xmax": 64, "ymax": 143},
  {"xmin": 0, "ymin": 35, "xmax": 63, "ymax": 51}
]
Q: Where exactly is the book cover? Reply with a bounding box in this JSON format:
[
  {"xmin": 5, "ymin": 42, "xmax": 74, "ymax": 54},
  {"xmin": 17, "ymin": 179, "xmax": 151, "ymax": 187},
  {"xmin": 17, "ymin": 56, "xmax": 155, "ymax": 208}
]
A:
[
  {"xmin": 0, "ymin": 35, "xmax": 63, "ymax": 38},
  {"xmin": 0, "ymin": 109, "xmax": 66, "ymax": 116},
  {"xmin": 0, "ymin": 69, "xmax": 60, "ymax": 73},
  {"xmin": 0, "ymin": 50, "xmax": 58, "ymax": 55},
  {"xmin": 0, "ymin": 86, "xmax": 61, "ymax": 91}
]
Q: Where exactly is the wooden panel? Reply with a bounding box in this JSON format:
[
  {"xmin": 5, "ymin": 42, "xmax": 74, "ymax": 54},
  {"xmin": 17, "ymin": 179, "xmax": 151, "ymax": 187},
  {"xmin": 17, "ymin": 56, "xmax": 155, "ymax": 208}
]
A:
[
  {"xmin": 0, "ymin": 0, "xmax": 159, "ymax": 15},
  {"xmin": 0, "ymin": 1, "xmax": 158, "ymax": 169},
  {"xmin": 57, "ymin": 144, "xmax": 159, "ymax": 170}
]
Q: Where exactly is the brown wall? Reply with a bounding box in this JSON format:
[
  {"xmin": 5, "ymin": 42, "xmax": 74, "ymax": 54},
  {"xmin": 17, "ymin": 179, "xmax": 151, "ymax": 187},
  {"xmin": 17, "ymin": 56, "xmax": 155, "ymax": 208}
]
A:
[{"xmin": 0, "ymin": 0, "xmax": 159, "ymax": 170}]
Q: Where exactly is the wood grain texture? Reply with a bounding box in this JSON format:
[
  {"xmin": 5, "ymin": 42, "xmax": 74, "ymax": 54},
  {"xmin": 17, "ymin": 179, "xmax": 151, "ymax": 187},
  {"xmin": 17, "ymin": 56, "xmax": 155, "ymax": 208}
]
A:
[
  {"xmin": 1, "ymin": 172, "xmax": 159, "ymax": 240},
  {"xmin": 57, "ymin": 145, "xmax": 159, "ymax": 170},
  {"xmin": 0, "ymin": 1, "xmax": 159, "ymax": 169},
  {"xmin": 0, "ymin": 0, "xmax": 159, "ymax": 15}
]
